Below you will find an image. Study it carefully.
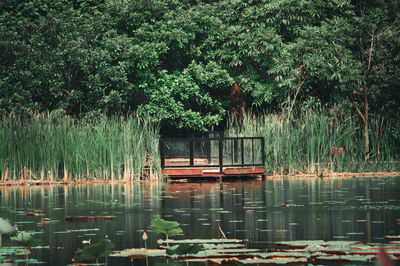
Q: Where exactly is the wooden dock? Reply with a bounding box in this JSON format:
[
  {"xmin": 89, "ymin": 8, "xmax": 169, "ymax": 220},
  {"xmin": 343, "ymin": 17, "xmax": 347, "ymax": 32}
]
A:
[
  {"xmin": 162, "ymin": 166, "xmax": 265, "ymax": 179},
  {"xmin": 160, "ymin": 137, "xmax": 265, "ymax": 180}
]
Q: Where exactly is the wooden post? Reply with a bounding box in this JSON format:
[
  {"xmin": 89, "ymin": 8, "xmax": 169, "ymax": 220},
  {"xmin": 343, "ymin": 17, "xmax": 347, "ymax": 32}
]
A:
[
  {"xmin": 160, "ymin": 139, "xmax": 165, "ymax": 169},
  {"xmin": 189, "ymin": 139, "xmax": 194, "ymax": 166},
  {"xmin": 261, "ymin": 137, "xmax": 265, "ymax": 166},
  {"xmin": 219, "ymin": 137, "xmax": 223, "ymax": 174},
  {"xmin": 241, "ymin": 138, "xmax": 244, "ymax": 165}
]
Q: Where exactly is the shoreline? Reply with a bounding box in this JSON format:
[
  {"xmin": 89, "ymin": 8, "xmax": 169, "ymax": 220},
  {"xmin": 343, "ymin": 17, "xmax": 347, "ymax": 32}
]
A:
[
  {"xmin": 265, "ymin": 171, "xmax": 400, "ymax": 179},
  {"xmin": 0, "ymin": 172, "xmax": 399, "ymax": 186},
  {"xmin": 0, "ymin": 178, "xmax": 161, "ymax": 186}
]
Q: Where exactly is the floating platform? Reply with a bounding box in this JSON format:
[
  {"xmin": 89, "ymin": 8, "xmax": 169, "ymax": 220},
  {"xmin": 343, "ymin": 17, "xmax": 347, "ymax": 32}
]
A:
[{"xmin": 160, "ymin": 137, "xmax": 265, "ymax": 179}]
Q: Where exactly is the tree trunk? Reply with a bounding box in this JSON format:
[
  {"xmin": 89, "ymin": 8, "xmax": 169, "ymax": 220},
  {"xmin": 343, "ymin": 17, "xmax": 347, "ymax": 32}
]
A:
[
  {"xmin": 353, "ymin": 84, "xmax": 370, "ymax": 161},
  {"xmin": 357, "ymin": 4, "xmax": 373, "ymax": 160},
  {"xmin": 363, "ymin": 86, "xmax": 369, "ymax": 158},
  {"xmin": 230, "ymin": 82, "xmax": 246, "ymax": 121}
]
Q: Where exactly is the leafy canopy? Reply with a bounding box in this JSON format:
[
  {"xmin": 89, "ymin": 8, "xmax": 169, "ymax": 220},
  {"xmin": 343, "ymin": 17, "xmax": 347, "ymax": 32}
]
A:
[{"xmin": 1, "ymin": 0, "xmax": 399, "ymax": 135}]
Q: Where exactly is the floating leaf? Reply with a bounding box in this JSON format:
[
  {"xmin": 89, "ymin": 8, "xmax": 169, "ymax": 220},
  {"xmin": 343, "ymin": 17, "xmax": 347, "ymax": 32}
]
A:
[
  {"xmin": 236, "ymin": 257, "xmax": 308, "ymax": 264},
  {"xmin": 0, "ymin": 246, "xmax": 25, "ymax": 256},
  {"xmin": 27, "ymin": 231, "xmax": 45, "ymax": 236},
  {"xmin": 54, "ymin": 228, "xmax": 100, "ymax": 234},
  {"xmin": 14, "ymin": 258, "xmax": 46, "ymax": 264},
  {"xmin": 111, "ymin": 248, "xmax": 166, "ymax": 258},
  {"xmin": 157, "ymin": 238, "xmax": 248, "ymax": 247},
  {"xmin": 384, "ymin": 235, "xmax": 400, "ymax": 240},
  {"xmin": 315, "ymin": 254, "xmax": 376, "ymax": 263}
]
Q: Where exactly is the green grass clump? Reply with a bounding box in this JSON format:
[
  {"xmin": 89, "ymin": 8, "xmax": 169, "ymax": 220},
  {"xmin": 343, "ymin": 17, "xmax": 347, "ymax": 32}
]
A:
[
  {"xmin": 225, "ymin": 111, "xmax": 400, "ymax": 175},
  {"xmin": 0, "ymin": 113, "xmax": 160, "ymax": 181}
]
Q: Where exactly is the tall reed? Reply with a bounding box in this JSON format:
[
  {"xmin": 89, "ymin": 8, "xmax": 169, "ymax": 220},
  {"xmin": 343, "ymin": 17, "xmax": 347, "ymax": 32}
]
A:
[
  {"xmin": 226, "ymin": 111, "xmax": 400, "ymax": 174},
  {"xmin": 0, "ymin": 113, "xmax": 161, "ymax": 181}
]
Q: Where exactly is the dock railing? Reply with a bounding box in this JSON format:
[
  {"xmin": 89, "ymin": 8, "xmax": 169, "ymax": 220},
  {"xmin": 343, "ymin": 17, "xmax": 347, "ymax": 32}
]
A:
[{"xmin": 160, "ymin": 137, "xmax": 265, "ymax": 174}]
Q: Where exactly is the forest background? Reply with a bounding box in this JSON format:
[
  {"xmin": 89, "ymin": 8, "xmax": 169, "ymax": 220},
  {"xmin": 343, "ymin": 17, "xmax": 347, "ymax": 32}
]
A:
[{"xmin": 1, "ymin": 0, "xmax": 400, "ymax": 180}]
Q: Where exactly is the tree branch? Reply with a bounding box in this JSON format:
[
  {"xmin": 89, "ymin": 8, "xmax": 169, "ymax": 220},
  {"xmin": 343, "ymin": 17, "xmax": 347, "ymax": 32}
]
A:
[{"xmin": 349, "ymin": 94, "xmax": 365, "ymax": 123}]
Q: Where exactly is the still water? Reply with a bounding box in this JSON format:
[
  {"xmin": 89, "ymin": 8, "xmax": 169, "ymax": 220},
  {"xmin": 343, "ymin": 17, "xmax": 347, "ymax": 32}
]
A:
[{"xmin": 0, "ymin": 176, "xmax": 399, "ymax": 265}]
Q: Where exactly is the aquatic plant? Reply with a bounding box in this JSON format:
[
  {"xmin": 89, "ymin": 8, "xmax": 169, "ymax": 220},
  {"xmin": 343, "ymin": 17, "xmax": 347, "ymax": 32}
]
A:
[
  {"xmin": 166, "ymin": 243, "xmax": 204, "ymax": 256},
  {"xmin": 112, "ymin": 238, "xmax": 400, "ymax": 265},
  {"xmin": 11, "ymin": 231, "xmax": 42, "ymax": 265},
  {"xmin": 0, "ymin": 218, "xmax": 17, "ymax": 247},
  {"xmin": 151, "ymin": 218, "xmax": 183, "ymax": 243},
  {"xmin": 74, "ymin": 239, "xmax": 115, "ymax": 266},
  {"xmin": 225, "ymin": 111, "xmax": 400, "ymax": 174},
  {"xmin": 0, "ymin": 113, "xmax": 161, "ymax": 181},
  {"xmin": 12, "ymin": 231, "xmax": 41, "ymax": 248},
  {"xmin": 142, "ymin": 229, "xmax": 148, "ymax": 249}
]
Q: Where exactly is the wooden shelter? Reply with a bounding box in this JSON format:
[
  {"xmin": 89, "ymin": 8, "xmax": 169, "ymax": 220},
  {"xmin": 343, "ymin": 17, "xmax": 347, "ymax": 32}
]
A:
[{"xmin": 160, "ymin": 137, "xmax": 265, "ymax": 180}]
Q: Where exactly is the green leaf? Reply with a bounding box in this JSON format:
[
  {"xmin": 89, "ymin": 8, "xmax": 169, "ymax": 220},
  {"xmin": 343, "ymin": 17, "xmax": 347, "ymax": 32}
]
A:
[
  {"xmin": 166, "ymin": 228, "xmax": 183, "ymax": 238},
  {"xmin": 11, "ymin": 231, "xmax": 41, "ymax": 247},
  {"xmin": 74, "ymin": 239, "xmax": 115, "ymax": 262},
  {"xmin": 166, "ymin": 243, "xmax": 204, "ymax": 256},
  {"xmin": 151, "ymin": 218, "xmax": 183, "ymax": 239},
  {"xmin": 151, "ymin": 218, "xmax": 180, "ymax": 231}
]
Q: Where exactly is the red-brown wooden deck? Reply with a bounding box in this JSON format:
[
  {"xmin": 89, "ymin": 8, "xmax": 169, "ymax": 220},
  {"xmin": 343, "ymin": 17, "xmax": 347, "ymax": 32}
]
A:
[{"xmin": 162, "ymin": 166, "xmax": 265, "ymax": 179}]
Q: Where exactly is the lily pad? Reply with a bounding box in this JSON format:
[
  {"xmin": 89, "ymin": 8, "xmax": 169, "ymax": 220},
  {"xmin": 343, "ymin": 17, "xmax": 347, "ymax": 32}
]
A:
[
  {"xmin": 14, "ymin": 221, "xmax": 35, "ymax": 224},
  {"xmin": 14, "ymin": 258, "xmax": 47, "ymax": 264},
  {"xmin": 315, "ymin": 254, "xmax": 376, "ymax": 263},
  {"xmin": 384, "ymin": 235, "xmax": 400, "ymax": 240},
  {"xmin": 54, "ymin": 228, "xmax": 100, "ymax": 234},
  {"xmin": 110, "ymin": 248, "xmax": 166, "ymax": 258},
  {"xmin": 238, "ymin": 257, "xmax": 308, "ymax": 264}
]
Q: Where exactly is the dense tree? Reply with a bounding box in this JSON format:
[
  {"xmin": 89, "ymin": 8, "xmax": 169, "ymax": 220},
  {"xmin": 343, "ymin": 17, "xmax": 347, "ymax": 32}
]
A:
[
  {"xmin": 269, "ymin": 0, "xmax": 400, "ymax": 156},
  {"xmin": 1, "ymin": 0, "xmax": 399, "ymax": 136}
]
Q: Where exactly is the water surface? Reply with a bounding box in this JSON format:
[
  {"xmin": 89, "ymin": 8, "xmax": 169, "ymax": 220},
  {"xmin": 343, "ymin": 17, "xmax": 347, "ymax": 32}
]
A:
[{"xmin": 0, "ymin": 176, "xmax": 399, "ymax": 265}]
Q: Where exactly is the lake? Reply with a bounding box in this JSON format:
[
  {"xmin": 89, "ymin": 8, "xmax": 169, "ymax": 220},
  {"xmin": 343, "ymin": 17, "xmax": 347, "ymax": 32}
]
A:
[{"xmin": 0, "ymin": 176, "xmax": 399, "ymax": 265}]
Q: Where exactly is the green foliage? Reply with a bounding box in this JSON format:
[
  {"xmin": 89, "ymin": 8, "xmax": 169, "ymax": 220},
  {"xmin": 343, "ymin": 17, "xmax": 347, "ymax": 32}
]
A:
[
  {"xmin": 0, "ymin": 218, "xmax": 17, "ymax": 247},
  {"xmin": 74, "ymin": 239, "xmax": 115, "ymax": 263},
  {"xmin": 11, "ymin": 231, "xmax": 41, "ymax": 248},
  {"xmin": 0, "ymin": 113, "xmax": 160, "ymax": 181},
  {"xmin": 1, "ymin": 0, "xmax": 399, "ymax": 139},
  {"xmin": 151, "ymin": 218, "xmax": 183, "ymax": 239},
  {"xmin": 166, "ymin": 243, "xmax": 204, "ymax": 256},
  {"xmin": 226, "ymin": 111, "xmax": 400, "ymax": 174},
  {"xmin": 0, "ymin": 218, "xmax": 17, "ymax": 236},
  {"xmin": 138, "ymin": 61, "xmax": 232, "ymax": 131}
]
